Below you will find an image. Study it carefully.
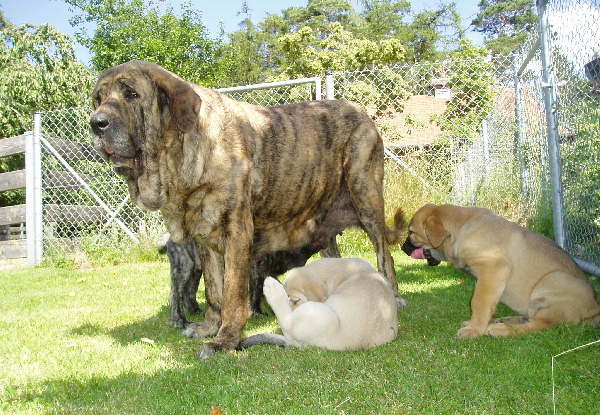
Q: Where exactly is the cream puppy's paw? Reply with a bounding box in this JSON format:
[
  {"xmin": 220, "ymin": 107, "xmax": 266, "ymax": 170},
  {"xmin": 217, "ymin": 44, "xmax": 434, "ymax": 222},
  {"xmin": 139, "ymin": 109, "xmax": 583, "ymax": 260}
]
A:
[{"xmin": 263, "ymin": 276, "xmax": 290, "ymax": 313}]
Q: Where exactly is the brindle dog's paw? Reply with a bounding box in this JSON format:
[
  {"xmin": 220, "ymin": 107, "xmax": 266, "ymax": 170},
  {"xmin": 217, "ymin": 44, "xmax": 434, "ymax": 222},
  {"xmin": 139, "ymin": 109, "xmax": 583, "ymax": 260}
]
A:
[
  {"xmin": 172, "ymin": 319, "xmax": 190, "ymax": 330},
  {"xmin": 198, "ymin": 339, "xmax": 239, "ymax": 360},
  {"xmin": 182, "ymin": 321, "xmax": 220, "ymax": 339},
  {"xmin": 198, "ymin": 342, "xmax": 218, "ymax": 359}
]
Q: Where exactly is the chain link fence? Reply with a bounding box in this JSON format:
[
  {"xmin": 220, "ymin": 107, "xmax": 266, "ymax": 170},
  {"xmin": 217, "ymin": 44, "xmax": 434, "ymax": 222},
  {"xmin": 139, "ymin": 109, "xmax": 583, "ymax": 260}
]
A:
[
  {"xmin": 31, "ymin": 2, "xmax": 600, "ymax": 272},
  {"xmin": 537, "ymin": 0, "xmax": 600, "ymax": 271},
  {"xmin": 37, "ymin": 106, "xmax": 162, "ymax": 259},
  {"xmin": 332, "ymin": 54, "xmax": 545, "ymax": 225}
]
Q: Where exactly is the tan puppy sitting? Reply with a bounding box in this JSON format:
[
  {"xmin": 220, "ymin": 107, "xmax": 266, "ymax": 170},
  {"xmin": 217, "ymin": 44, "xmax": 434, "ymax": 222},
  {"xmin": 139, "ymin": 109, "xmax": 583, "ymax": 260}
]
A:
[
  {"xmin": 238, "ymin": 258, "xmax": 398, "ymax": 350},
  {"xmin": 402, "ymin": 204, "xmax": 600, "ymax": 338}
]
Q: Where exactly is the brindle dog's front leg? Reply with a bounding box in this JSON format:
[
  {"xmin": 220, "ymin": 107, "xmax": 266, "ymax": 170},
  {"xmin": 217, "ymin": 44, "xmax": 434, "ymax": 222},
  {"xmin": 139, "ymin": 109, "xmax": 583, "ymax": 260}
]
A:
[
  {"xmin": 182, "ymin": 243, "xmax": 223, "ymax": 339},
  {"xmin": 198, "ymin": 222, "xmax": 252, "ymax": 359}
]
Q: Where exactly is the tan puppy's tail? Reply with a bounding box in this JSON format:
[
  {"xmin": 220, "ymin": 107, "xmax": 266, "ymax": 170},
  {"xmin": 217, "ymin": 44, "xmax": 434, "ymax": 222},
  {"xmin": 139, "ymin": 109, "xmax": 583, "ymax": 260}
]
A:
[{"xmin": 386, "ymin": 207, "xmax": 407, "ymax": 245}]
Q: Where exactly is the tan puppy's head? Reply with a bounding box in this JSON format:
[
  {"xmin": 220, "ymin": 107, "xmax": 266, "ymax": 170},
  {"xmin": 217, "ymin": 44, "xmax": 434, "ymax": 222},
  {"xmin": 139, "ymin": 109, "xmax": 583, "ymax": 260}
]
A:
[
  {"xmin": 406, "ymin": 204, "xmax": 450, "ymax": 250},
  {"xmin": 401, "ymin": 204, "xmax": 448, "ymax": 266}
]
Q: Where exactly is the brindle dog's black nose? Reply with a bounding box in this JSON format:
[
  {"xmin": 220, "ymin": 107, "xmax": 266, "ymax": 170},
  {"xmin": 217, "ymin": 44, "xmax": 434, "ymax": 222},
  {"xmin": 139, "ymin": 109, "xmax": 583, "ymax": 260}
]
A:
[{"xmin": 90, "ymin": 112, "xmax": 110, "ymax": 134}]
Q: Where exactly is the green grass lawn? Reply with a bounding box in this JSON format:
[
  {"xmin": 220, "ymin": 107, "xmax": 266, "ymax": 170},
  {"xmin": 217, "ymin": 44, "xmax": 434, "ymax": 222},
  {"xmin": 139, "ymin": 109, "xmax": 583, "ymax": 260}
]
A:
[{"xmin": 1, "ymin": 247, "xmax": 599, "ymax": 415}]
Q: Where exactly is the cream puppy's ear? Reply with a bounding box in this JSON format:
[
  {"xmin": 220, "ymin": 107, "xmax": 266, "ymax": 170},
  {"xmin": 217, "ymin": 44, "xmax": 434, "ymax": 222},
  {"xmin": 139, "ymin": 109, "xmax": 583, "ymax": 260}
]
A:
[{"xmin": 288, "ymin": 293, "xmax": 308, "ymax": 309}]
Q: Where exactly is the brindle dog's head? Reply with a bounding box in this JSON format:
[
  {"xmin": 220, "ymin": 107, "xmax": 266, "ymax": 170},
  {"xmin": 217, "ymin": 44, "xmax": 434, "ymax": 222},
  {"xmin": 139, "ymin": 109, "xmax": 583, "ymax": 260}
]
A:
[{"xmin": 90, "ymin": 60, "xmax": 201, "ymax": 210}]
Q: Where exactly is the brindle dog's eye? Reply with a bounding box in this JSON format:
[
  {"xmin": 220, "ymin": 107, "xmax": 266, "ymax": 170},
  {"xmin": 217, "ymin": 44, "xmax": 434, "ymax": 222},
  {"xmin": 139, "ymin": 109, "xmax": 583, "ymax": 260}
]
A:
[{"xmin": 125, "ymin": 89, "xmax": 139, "ymax": 100}]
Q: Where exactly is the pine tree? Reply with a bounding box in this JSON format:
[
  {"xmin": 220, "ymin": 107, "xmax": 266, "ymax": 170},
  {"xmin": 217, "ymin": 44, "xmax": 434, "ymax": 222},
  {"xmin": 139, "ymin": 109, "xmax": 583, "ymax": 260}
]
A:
[{"xmin": 471, "ymin": 0, "xmax": 537, "ymax": 55}]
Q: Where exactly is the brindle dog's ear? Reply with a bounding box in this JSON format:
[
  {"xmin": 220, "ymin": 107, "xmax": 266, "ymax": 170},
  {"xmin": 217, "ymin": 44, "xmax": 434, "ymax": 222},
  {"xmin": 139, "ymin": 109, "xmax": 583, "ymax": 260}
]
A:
[
  {"xmin": 153, "ymin": 68, "xmax": 201, "ymax": 133},
  {"xmin": 425, "ymin": 215, "xmax": 450, "ymax": 248}
]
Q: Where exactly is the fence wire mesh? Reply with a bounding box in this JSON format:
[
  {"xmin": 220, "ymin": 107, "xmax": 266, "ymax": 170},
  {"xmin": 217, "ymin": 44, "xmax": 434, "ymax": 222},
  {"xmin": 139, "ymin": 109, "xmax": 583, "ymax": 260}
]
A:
[
  {"xmin": 219, "ymin": 82, "xmax": 319, "ymax": 105},
  {"xmin": 38, "ymin": 106, "xmax": 164, "ymax": 258},
  {"xmin": 35, "ymin": 4, "xmax": 600, "ymax": 271},
  {"xmin": 333, "ymin": 54, "xmax": 545, "ymax": 225},
  {"xmin": 539, "ymin": 0, "xmax": 600, "ymax": 267}
]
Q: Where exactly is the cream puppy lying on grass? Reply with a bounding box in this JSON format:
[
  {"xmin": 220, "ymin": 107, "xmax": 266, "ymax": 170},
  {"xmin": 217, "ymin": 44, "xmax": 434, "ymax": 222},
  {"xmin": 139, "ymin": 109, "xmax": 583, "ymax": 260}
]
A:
[{"xmin": 238, "ymin": 258, "xmax": 399, "ymax": 351}]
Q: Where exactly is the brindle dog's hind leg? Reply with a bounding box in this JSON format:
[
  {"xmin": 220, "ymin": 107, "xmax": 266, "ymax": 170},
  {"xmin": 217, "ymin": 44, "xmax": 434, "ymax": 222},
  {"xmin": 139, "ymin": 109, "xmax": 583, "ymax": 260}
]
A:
[{"xmin": 344, "ymin": 124, "xmax": 405, "ymax": 308}]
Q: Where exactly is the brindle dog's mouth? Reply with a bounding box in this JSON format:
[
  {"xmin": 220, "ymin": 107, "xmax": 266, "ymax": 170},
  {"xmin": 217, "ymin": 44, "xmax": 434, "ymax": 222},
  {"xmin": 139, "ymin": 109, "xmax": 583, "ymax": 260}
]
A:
[{"xmin": 104, "ymin": 145, "xmax": 143, "ymax": 175}]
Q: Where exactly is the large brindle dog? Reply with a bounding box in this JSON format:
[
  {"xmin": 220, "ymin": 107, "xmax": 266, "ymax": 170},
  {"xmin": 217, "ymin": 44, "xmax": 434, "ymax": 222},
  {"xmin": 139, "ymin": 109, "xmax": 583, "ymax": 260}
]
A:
[{"xmin": 90, "ymin": 60, "xmax": 406, "ymax": 358}]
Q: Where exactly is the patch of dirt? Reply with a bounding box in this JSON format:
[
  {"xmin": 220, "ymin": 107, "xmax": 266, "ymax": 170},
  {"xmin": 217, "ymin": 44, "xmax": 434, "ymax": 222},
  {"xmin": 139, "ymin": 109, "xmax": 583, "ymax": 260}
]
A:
[{"xmin": 0, "ymin": 258, "xmax": 28, "ymax": 271}]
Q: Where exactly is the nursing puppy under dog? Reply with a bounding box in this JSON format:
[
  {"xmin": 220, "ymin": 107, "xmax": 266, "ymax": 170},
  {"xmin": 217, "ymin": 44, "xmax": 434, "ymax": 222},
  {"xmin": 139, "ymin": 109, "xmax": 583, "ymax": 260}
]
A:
[
  {"xmin": 238, "ymin": 258, "xmax": 398, "ymax": 350},
  {"xmin": 402, "ymin": 203, "xmax": 600, "ymax": 338},
  {"xmin": 157, "ymin": 232, "xmax": 339, "ymax": 328}
]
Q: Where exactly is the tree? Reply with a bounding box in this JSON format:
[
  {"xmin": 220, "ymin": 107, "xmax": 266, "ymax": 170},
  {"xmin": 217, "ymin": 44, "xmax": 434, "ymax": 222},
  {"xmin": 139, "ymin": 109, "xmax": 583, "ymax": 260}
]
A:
[
  {"xmin": 66, "ymin": 0, "xmax": 226, "ymax": 86},
  {"xmin": 222, "ymin": 0, "xmax": 464, "ymax": 86},
  {"xmin": 472, "ymin": 0, "xmax": 537, "ymax": 55},
  {"xmin": 219, "ymin": 3, "xmax": 271, "ymax": 87},
  {"xmin": 439, "ymin": 38, "xmax": 495, "ymax": 139},
  {"xmin": 275, "ymin": 22, "xmax": 405, "ymax": 79},
  {"xmin": 0, "ymin": 10, "xmax": 94, "ymax": 205},
  {"xmin": 0, "ymin": 11, "xmax": 94, "ymax": 138},
  {"xmin": 359, "ymin": 0, "xmax": 411, "ymax": 41}
]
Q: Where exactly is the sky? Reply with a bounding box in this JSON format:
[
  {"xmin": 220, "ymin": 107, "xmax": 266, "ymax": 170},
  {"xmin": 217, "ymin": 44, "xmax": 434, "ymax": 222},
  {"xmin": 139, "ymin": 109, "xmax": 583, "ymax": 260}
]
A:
[{"xmin": 1, "ymin": 0, "xmax": 484, "ymax": 66}]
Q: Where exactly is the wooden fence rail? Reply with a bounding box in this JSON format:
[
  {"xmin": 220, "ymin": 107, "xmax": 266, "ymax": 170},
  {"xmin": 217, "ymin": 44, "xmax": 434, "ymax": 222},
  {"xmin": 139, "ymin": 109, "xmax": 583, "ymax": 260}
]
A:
[{"xmin": 0, "ymin": 131, "xmax": 104, "ymax": 262}]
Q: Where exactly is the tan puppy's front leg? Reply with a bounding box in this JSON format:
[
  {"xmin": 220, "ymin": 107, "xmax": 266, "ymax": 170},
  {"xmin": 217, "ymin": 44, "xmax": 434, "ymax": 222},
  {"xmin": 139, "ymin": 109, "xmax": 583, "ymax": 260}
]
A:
[{"xmin": 457, "ymin": 263, "xmax": 509, "ymax": 338}]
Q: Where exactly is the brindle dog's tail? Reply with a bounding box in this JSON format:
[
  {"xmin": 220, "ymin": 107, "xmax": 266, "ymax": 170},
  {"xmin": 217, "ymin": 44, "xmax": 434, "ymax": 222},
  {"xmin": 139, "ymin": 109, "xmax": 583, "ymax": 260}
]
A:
[
  {"xmin": 386, "ymin": 207, "xmax": 407, "ymax": 246},
  {"xmin": 237, "ymin": 334, "xmax": 297, "ymax": 350}
]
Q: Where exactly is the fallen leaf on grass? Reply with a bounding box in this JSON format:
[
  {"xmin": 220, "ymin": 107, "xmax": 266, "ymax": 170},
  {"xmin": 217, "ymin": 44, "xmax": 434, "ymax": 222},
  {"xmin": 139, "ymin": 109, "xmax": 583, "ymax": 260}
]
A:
[
  {"xmin": 210, "ymin": 406, "xmax": 223, "ymax": 415},
  {"xmin": 140, "ymin": 338, "xmax": 155, "ymax": 345}
]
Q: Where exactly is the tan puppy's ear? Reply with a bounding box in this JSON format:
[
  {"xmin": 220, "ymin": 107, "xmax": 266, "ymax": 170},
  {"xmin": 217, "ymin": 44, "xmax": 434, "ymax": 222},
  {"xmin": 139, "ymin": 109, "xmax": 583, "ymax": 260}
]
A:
[
  {"xmin": 304, "ymin": 281, "xmax": 327, "ymax": 303},
  {"xmin": 425, "ymin": 215, "xmax": 450, "ymax": 248}
]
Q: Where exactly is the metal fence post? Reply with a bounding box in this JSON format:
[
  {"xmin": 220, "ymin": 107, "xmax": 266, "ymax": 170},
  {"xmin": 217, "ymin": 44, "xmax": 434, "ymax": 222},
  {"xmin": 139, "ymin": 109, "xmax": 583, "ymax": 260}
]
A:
[
  {"xmin": 513, "ymin": 53, "xmax": 526, "ymax": 198},
  {"xmin": 26, "ymin": 113, "xmax": 43, "ymax": 266},
  {"xmin": 481, "ymin": 119, "xmax": 490, "ymax": 178},
  {"xmin": 325, "ymin": 72, "xmax": 335, "ymax": 100},
  {"xmin": 537, "ymin": 0, "xmax": 566, "ymax": 249}
]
